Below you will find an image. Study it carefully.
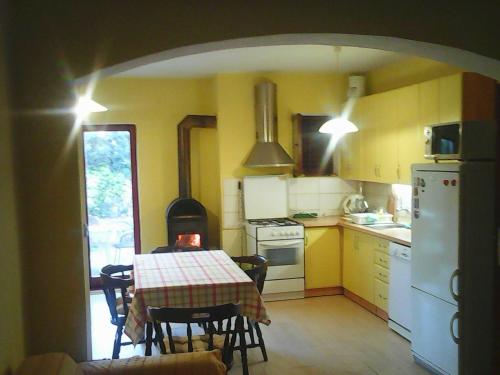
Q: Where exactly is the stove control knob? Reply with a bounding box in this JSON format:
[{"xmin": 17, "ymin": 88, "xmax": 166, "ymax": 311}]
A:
[{"xmin": 295, "ymin": 231, "xmax": 300, "ymax": 236}]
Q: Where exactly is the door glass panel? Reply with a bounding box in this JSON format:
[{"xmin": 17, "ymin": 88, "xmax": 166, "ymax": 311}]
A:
[
  {"xmin": 83, "ymin": 130, "xmax": 137, "ymax": 280},
  {"xmin": 262, "ymin": 247, "xmax": 298, "ymax": 266}
]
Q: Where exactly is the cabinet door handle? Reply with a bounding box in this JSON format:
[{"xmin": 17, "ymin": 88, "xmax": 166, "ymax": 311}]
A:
[
  {"xmin": 450, "ymin": 312, "xmax": 460, "ymax": 344},
  {"xmin": 305, "ymin": 234, "xmax": 308, "ymax": 247}
]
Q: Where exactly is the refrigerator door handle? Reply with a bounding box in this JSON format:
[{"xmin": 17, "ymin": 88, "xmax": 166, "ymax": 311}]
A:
[
  {"xmin": 449, "ymin": 269, "xmax": 460, "ymax": 301},
  {"xmin": 450, "ymin": 312, "xmax": 460, "ymax": 344}
]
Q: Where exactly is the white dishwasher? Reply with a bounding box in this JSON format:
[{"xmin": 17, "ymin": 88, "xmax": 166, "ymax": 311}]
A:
[{"xmin": 388, "ymin": 242, "xmax": 412, "ymax": 341}]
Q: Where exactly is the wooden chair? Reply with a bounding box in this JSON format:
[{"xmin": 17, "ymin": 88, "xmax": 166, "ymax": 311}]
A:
[
  {"xmin": 100, "ymin": 264, "xmax": 150, "ymax": 358},
  {"xmin": 147, "ymin": 304, "xmax": 248, "ymax": 374},
  {"xmin": 231, "ymin": 255, "xmax": 269, "ymax": 362}
]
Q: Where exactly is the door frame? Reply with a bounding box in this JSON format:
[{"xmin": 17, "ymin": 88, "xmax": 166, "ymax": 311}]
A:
[{"xmin": 82, "ymin": 124, "xmax": 141, "ymax": 290}]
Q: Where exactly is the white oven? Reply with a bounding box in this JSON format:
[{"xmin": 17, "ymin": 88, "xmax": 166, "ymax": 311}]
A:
[
  {"xmin": 243, "ymin": 175, "xmax": 305, "ymax": 298},
  {"xmin": 254, "ymin": 238, "xmax": 304, "ymax": 280}
]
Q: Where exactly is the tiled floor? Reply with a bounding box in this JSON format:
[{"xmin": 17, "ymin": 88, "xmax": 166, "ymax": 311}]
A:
[{"xmin": 90, "ymin": 293, "xmax": 429, "ymax": 374}]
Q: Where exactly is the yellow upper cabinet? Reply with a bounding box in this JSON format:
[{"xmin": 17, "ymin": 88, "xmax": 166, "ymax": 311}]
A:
[
  {"xmin": 339, "ymin": 73, "xmax": 493, "ymax": 185},
  {"xmin": 376, "ymin": 91, "xmax": 399, "ymax": 183},
  {"xmin": 396, "ymin": 84, "xmax": 420, "ymax": 184},
  {"xmin": 305, "ymin": 227, "xmax": 341, "ymax": 289},
  {"xmin": 438, "ymin": 74, "xmax": 462, "ymax": 123}
]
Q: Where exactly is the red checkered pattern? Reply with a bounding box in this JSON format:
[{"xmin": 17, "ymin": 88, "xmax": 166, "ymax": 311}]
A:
[{"xmin": 124, "ymin": 250, "xmax": 270, "ymax": 344}]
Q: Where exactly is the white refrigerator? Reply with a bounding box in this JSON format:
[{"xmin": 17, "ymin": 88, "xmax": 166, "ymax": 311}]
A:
[{"xmin": 411, "ymin": 162, "xmax": 494, "ymax": 375}]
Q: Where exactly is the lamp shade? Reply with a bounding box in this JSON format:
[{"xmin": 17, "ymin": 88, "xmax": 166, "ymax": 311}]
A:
[{"xmin": 318, "ymin": 118, "xmax": 358, "ymax": 135}]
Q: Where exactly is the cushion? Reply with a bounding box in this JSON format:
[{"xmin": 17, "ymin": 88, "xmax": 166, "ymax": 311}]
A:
[
  {"xmin": 163, "ymin": 334, "xmax": 226, "ymax": 354},
  {"xmin": 16, "ymin": 353, "xmax": 82, "ymax": 375},
  {"xmin": 78, "ymin": 350, "xmax": 226, "ymax": 375}
]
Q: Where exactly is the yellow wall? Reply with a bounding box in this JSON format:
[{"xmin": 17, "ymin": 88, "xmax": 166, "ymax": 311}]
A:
[
  {"xmin": 88, "ymin": 77, "xmax": 220, "ymax": 250},
  {"xmin": 366, "ymin": 56, "xmax": 462, "ymax": 94},
  {"xmin": 215, "ymin": 72, "xmax": 348, "ymax": 179},
  {"xmin": 0, "ymin": 20, "xmax": 25, "ymax": 373}
]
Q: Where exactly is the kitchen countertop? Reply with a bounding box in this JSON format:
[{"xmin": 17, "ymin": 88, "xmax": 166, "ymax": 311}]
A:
[{"xmin": 293, "ymin": 216, "xmax": 411, "ymax": 247}]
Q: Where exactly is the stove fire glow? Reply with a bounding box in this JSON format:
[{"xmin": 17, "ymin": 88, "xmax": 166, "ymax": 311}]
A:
[{"xmin": 176, "ymin": 233, "xmax": 201, "ymax": 248}]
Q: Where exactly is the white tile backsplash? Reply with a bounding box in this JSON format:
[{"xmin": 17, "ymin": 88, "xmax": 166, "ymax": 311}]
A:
[
  {"xmin": 318, "ymin": 177, "xmax": 358, "ymax": 194},
  {"xmin": 319, "ymin": 193, "xmax": 345, "ymax": 210},
  {"xmin": 223, "ymin": 178, "xmax": 243, "ymax": 228},
  {"xmin": 288, "ymin": 194, "xmax": 297, "ymax": 210},
  {"xmin": 223, "ymin": 194, "xmax": 240, "ymax": 213},
  {"xmin": 294, "ymin": 177, "xmax": 320, "ymax": 194},
  {"xmin": 296, "ymin": 193, "xmax": 320, "ymax": 210},
  {"xmin": 223, "ymin": 178, "xmax": 240, "ymax": 196},
  {"xmin": 287, "ymin": 176, "xmax": 358, "ymax": 217},
  {"xmin": 288, "ymin": 178, "xmax": 299, "ymax": 194}
]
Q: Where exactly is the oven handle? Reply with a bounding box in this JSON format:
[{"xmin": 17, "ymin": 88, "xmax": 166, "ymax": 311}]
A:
[{"xmin": 258, "ymin": 239, "xmax": 304, "ymax": 248}]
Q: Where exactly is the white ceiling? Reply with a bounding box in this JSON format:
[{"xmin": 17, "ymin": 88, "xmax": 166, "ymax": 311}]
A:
[{"xmin": 114, "ymin": 45, "xmax": 407, "ymax": 78}]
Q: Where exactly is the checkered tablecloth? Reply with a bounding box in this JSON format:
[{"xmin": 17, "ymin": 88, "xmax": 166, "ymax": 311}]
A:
[{"xmin": 124, "ymin": 250, "xmax": 270, "ymax": 344}]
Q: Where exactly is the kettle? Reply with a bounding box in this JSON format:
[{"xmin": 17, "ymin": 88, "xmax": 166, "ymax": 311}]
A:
[{"xmin": 343, "ymin": 194, "xmax": 368, "ymax": 214}]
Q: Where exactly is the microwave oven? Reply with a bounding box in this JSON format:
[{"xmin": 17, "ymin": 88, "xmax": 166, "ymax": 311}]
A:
[{"xmin": 424, "ymin": 121, "xmax": 495, "ymax": 160}]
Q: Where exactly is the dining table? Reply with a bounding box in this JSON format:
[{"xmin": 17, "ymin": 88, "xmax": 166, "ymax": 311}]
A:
[{"xmin": 124, "ymin": 250, "xmax": 271, "ymax": 345}]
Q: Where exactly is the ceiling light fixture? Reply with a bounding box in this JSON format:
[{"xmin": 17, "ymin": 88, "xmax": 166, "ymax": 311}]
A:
[
  {"xmin": 74, "ymin": 96, "xmax": 108, "ymax": 118},
  {"xmin": 319, "ymin": 46, "xmax": 361, "ymax": 137},
  {"xmin": 319, "ymin": 117, "xmax": 358, "ymax": 134}
]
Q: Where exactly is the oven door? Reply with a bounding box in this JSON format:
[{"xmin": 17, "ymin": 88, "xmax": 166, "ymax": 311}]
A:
[{"xmin": 257, "ymin": 239, "xmax": 304, "ymax": 280}]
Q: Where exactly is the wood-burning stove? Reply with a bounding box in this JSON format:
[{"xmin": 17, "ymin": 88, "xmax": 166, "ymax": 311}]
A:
[
  {"xmin": 165, "ymin": 115, "xmax": 216, "ymax": 250},
  {"xmin": 166, "ymin": 197, "xmax": 208, "ymax": 249}
]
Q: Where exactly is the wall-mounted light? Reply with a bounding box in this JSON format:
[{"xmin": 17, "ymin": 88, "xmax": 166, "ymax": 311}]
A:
[{"xmin": 74, "ymin": 96, "xmax": 107, "ymax": 118}]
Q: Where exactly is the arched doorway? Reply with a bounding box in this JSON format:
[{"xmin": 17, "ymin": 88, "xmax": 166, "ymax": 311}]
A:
[{"xmin": 80, "ymin": 34, "xmax": 498, "ymax": 375}]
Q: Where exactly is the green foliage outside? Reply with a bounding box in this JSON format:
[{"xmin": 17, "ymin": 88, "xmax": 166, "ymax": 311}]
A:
[{"xmin": 84, "ymin": 131, "xmax": 132, "ymax": 219}]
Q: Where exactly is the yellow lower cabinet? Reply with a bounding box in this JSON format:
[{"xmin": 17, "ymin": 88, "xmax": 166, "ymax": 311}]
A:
[
  {"xmin": 374, "ymin": 279, "xmax": 389, "ymax": 311},
  {"xmin": 342, "ymin": 229, "xmax": 374, "ymax": 303},
  {"xmin": 343, "ymin": 229, "xmax": 357, "ymax": 293},
  {"xmin": 305, "ymin": 227, "xmax": 341, "ymax": 289}
]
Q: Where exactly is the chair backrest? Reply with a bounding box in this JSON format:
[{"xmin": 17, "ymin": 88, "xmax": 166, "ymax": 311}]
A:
[
  {"xmin": 231, "ymin": 255, "xmax": 268, "ymax": 294},
  {"xmin": 148, "ymin": 303, "xmax": 240, "ymax": 354},
  {"xmin": 100, "ymin": 264, "xmax": 134, "ymax": 322}
]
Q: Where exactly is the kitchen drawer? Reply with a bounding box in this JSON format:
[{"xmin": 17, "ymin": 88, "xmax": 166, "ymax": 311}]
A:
[
  {"xmin": 374, "ymin": 278, "xmax": 389, "ymax": 311},
  {"xmin": 375, "ymin": 238, "xmax": 389, "ymax": 254},
  {"xmin": 374, "ymin": 264, "xmax": 389, "ymax": 283},
  {"xmin": 374, "ymin": 251, "xmax": 390, "ymax": 269}
]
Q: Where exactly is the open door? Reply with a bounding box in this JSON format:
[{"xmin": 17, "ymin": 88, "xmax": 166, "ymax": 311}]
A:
[{"xmin": 82, "ymin": 124, "xmax": 141, "ymax": 289}]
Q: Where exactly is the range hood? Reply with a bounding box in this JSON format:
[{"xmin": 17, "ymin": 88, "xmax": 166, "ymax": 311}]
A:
[{"xmin": 244, "ymin": 81, "xmax": 294, "ymax": 168}]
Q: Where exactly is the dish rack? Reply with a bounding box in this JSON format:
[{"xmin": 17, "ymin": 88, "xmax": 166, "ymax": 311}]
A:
[{"xmin": 347, "ymin": 213, "xmax": 394, "ymax": 225}]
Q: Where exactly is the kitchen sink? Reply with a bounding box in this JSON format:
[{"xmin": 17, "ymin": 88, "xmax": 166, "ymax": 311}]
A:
[{"xmin": 365, "ymin": 223, "xmax": 409, "ymax": 229}]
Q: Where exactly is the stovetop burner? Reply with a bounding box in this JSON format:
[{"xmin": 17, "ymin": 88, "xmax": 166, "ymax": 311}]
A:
[{"xmin": 247, "ymin": 218, "xmax": 300, "ymax": 227}]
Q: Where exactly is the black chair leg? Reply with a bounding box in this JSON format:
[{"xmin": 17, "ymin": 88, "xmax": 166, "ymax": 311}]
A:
[
  {"xmin": 227, "ymin": 319, "xmax": 238, "ymax": 367},
  {"xmin": 247, "ymin": 317, "xmax": 256, "ymax": 346},
  {"xmin": 254, "ymin": 322, "xmax": 268, "ymax": 361},
  {"xmin": 154, "ymin": 322, "xmax": 167, "ymax": 354},
  {"xmin": 112, "ymin": 325, "xmax": 123, "ymax": 359},
  {"xmin": 237, "ymin": 316, "xmax": 249, "ymax": 375},
  {"xmin": 145, "ymin": 321, "xmax": 153, "ymax": 356}
]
